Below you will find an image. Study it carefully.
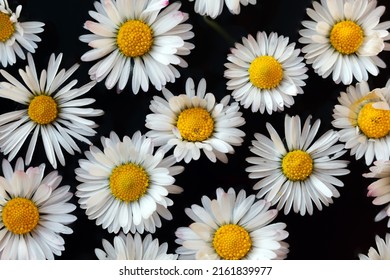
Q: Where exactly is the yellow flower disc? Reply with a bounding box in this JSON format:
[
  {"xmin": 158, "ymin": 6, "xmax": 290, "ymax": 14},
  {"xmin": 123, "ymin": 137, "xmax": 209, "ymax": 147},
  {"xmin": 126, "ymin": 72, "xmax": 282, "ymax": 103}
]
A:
[
  {"xmin": 0, "ymin": 12, "xmax": 15, "ymax": 42},
  {"xmin": 330, "ymin": 20, "xmax": 364, "ymax": 55},
  {"xmin": 176, "ymin": 107, "xmax": 214, "ymax": 142},
  {"xmin": 2, "ymin": 197, "xmax": 40, "ymax": 235},
  {"xmin": 109, "ymin": 163, "xmax": 149, "ymax": 202},
  {"xmin": 248, "ymin": 55, "xmax": 283, "ymax": 89},
  {"xmin": 117, "ymin": 20, "xmax": 154, "ymax": 57},
  {"xmin": 357, "ymin": 102, "xmax": 390, "ymax": 139},
  {"xmin": 28, "ymin": 95, "xmax": 58, "ymax": 125},
  {"xmin": 212, "ymin": 224, "xmax": 252, "ymax": 260},
  {"xmin": 282, "ymin": 150, "xmax": 313, "ymax": 181}
]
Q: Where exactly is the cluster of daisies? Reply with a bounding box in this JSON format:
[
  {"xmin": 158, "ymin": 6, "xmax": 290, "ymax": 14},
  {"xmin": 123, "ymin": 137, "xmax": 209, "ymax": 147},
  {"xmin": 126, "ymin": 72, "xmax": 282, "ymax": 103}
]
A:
[{"xmin": 0, "ymin": 0, "xmax": 389, "ymax": 260}]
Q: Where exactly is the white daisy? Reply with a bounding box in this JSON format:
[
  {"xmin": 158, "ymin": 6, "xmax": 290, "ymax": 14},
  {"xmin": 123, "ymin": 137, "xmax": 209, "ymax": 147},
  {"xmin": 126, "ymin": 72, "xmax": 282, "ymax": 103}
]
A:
[
  {"xmin": 0, "ymin": 0, "xmax": 44, "ymax": 67},
  {"xmin": 188, "ymin": 0, "xmax": 256, "ymax": 18},
  {"xmin": 332, "ymin": 79, "xmax": 390, "ymax": 166},
  {"xmin": 363, "ymin": 160, "xmax": 390, "ymax": 227},
  {"xmin": 224, "ymin": 31, "xmax": 308, "ymax": 114},
  {"xmin": 359, "ymin": 233, "xmax": 390, "ymax": 260},
  {"xmin": 95, "ymin": 232, "xmax": 177, "ymax": 260},
  {"xmin": 75, "ymin": 130, "xmax": 184, "ymax": 234},
  {"xmin": 298, "ymin": 0, "xmax": 390, "ymax": 85},
  {"xmin": 145, "ymin": 77, "xmax": 246, "ymax": 163},
  {"xmin": 246, "ymin": 114, "xmax": 350, "ymax": 215},
  {"xmin": 79, "ymin": 0, "xmax": 194, "ymax": 94},
  {"xmin": 175, "ymin": 187, "xmax": 289, "ymax": 260},
  {"xmin": 0, "ymin": 158, "xmax": 77, "ymax": 260},
  {"xmin": 0, "ymin": 53, "xmax": 103, "ymax": 169}
]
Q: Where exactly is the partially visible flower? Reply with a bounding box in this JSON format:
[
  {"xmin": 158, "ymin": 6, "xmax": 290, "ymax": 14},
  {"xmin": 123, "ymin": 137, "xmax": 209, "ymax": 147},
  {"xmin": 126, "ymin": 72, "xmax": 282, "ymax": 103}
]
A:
[
  {"xmin": 246, "ymin": 115, "xmax": 349, "ymax": 215},
  {"xmin": 332, "ymin": 79, "xmax": 390, "ymax": 165},
  {"xmin": 299, "ymin": 0, "xmax": 390, "ymax": 85},
  {"xmin": 359, "ymin": 233, "xmax": 390, "ymax": 260},
  {"xmin": 80, "ymin": 0, "xmax": 194, "ymax": 94},
  {"xmin": 0, "ymin": 53, "xmax": 103, "ymax": 169},
  {"xmin": 146, "ymin": 77, "xmax": 245, "ymax": 163},
  {"xmin": 0, "ymin": 158, "xmax": 77, "ymax": 260},
  {"xmin": 175, "ymin": 187, "xmax": 289, "ymax": 260},
  {"xmin": 363, "ymin": 160, "xmax": 390, "ymax": 227},
  {"xmin": 0, "ymin": 0, "xmax": 44, "ymax": 67},
  {"xmin": 75, "ymin": 131, "xmax": 184, "ymax": 234},
  {"xmin": 95, "ymin": 232, "xmax": 177, "ymax": 260},
  {"xmin": 188, "ymin": 0, "xmax": 256, "ymax": 18},
  {"xmin": 225, "ymin": 31, "xmax": 308, "ymax": 114}
]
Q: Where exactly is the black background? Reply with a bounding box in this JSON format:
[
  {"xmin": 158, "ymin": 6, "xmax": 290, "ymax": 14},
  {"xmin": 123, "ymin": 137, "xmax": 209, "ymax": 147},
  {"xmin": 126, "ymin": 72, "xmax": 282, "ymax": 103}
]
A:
[{"xmin": 1, "ymin": 0, "xmax": 390, "ymax": 260}]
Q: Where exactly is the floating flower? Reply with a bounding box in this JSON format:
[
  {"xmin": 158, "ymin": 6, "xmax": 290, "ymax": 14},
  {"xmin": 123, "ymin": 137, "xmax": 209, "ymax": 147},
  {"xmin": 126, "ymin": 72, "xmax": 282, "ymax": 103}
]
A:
[
  {"xmin": 0, "ymin": 53, "xmax": 103, "ymax": 169},
  {"xmin": 246, "ymin": 115, "xmax": 349, "ymax": 215},
  {"xmin": 225, "ymin": 31, "xmax": 308, "ymax": 114},
  {"xmin": 95, "ymin": 232, "xmax": 177, "ymax": 260},
  {"xmin": 188, "ymin": 0, "xmax": 256, "ymax": 18},
  {"xmin": 145, "ymin": 77, "xmax": 245, "ymax": 163},
  {"xmin": 359, "ymin": 233, "xmax": 390, "ymax": 260},
  {"xmin": 332, "ymin": 79, "xmax": 390, "ymax": 165},
  {"xmin": 0, "ymin": 0, "xmax": 44, "ymax": 67},
  {"xmin": 299, "ymin": 0, "xmax": 390, "ymax": 85},
  {"xmin": 80, "ymin": 0, "xmax": 194, "ymax": 94},
  {"xmin": 0, "ymin": 158, "xmax": 77, "ymax": 259},
  {"xmin": 75, "ymin": 131, "xmax": 184, "ymax": 234}
]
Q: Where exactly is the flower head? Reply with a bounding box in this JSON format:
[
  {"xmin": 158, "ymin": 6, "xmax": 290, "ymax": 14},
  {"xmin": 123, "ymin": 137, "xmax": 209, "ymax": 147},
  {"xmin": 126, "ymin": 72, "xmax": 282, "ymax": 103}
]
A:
[
  {"xmin": 145, "ymin": 77, "xmax": 246, "ymax": 163},
  {"xmin": 299, "ymin": 0, "xmax": 390, "ymax": 85},
  {"xmin": 246, "ymin": 115, "xmax": 350, "ymax": 215},
  {"xmin": 80, "ymin": 0, "xmax": 194, "ymax": 94},
  {"xmin": 225, "ymin": 31, "xmax": 308, "ymax": 114},
  {"xmin": 0, "ymin": 158, "xmax": 76, "ymax": 259},
  {"xmin": 359, "ymin": 233, "xmax": 390, "ymax": 260},
  {"xmin": 188, "ymin": 0, "xmax": 256, "ymax": 18}
]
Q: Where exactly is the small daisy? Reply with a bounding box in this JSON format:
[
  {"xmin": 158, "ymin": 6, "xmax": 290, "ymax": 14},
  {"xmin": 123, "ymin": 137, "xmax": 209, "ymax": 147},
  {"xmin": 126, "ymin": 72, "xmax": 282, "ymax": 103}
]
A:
[
  {"xmin": 95, "ymin": 232, "xmax": 177, "ymax": 260},
  {"xmin": 175, "ymin": 188, "xmax": 289, "ymax": 260},
  {"xmin": 363, "ymin": 160, "xmax": 390, "ymax": 227},
  {"xmin": 0, "ymin": 0, "xmax": 44, "ymax": 67},
  {"xmin": 332, "ymin": 79, "xmax": 390, "ymax": 165},
  {"xmin": 75, "ymin": 131, "xmax": 184, "ymax": 234},
  {"xmin": 246, "ymin": 115, "xmax": 350, "ymax": 215},
  {"xmin": 0, "ymin": 158, "xmax": 77, "ymax": 260},
  {"xmin": 0, "ymin": 53, "xmax": 103, "ymax": 169},
  {"xmin": 224, "ymin": 31, "xmax": 308, "ymax": 114},
  {"xmin": 80, "ymin": 0, "xmax": 194, "ymax": 94},
  {"xmin": 299, "ymin": 0, "xmax": 390, "ymax": 85},
  {"xmin": 359, "ymin": 233, "xmax": 390, "ymax": 260},
  {"xmin": 145, "ymin": 77, "xmax": 245, "ymax": 163},
  {"xmin": 188, "ymin": 0, "xmax": 256, "ymax": 18}
]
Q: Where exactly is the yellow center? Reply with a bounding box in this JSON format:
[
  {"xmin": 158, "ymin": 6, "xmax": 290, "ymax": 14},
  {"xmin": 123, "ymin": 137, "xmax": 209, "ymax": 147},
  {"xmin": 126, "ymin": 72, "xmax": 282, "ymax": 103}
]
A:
[
  {"xmin": 0, "ymin": 12, "xmax": 15, "ymax": 42},
  {"xmin": 117, "ymin": 20, "xmax": 154, "ymax": 57},
  {"xmin": 248, "ymin": 55, "xmax": 283, "ymax": 89},
  {"xmin": 357, "ymin": 102, "xmax": 390, "ymax": 139},
  {"xmin": 28, "ymin": 95, "xmax": 58, "ymax": 125},
  {"xmin": 2, "ymin": 197, "xmax": 40, "ymax": 235},
  {"xmin": 329, "ymin": 20, "xmax": 364, "ymax": 55},
  {"xmin": 212, "ymin": 224, "xmax": 252, "ymax": 260},
  {"xmin": 176, "ymin": 107, "xmax": 214, "ymax": 142},
  {"xmin": 282, "ymin": 150, "xmax": 313, "ymax": 181},
  {"xmin": 109, "ymin": 163, "xmax": 149, "ymax": 202}
]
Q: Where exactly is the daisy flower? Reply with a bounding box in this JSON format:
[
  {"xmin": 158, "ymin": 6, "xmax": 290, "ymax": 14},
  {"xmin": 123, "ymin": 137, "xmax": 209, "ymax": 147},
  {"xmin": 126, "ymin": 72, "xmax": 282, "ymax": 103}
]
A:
[
  {"xmin": 224, "ymin": 31, "xmax": 308, "ymax": 114},
  {"xmin": 79, "ymin": 0, "xmax": 194, "ymax": 94},
  {"xmin": 95, "ymin": 232, "xmax": 177, "ymax": 260},
  {"xmin": 145, "ymin": 77, "xmax": 246, "ymax": 163},
  {"xmin": 75, "ymin": 131, "xmax": 184, "ymax": 234},
  {"xmin": 246, "ymin": 115, "xmax": 350, "ymax": 215},
  {"xmin": 332, "ymin": 79, "xmax": 390, "ymax": 165},
  {"xmin": 188, "ymin": 0, "xmax": 256, "ymax": 18},
  {"xmin": 0, "ymin": 53, "xmax": 103, "ymax": 169},
  {"xmin": 175, "ymin": 187, "xmax": 289, "ymax": 260},
  {"xmin": 0, "ymin": 158, "xmax": 77, "ymax": 260},
  {"xmin": 298, "ymin": 0, "xmax": 390, "ymax": 85},
  {"xmin": 359, "ymin": 233, "xmax": 390, "ymax": 260},
  {"xmin": 0, "ymin": 0, "xmax": 44, "ymax": 67},
  {"xmin": 363, "ymin": 160, "xmax": 390, "ymax": 227}
]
